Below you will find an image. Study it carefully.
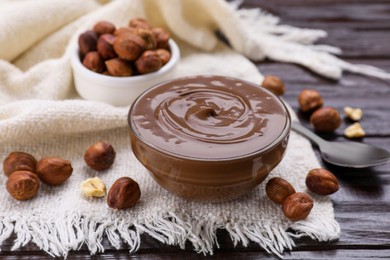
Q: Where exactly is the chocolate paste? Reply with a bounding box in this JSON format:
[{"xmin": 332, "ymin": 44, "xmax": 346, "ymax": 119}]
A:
[{"xmin": 129, "ymin": 75, "xmax": 289, "ymax": 159}]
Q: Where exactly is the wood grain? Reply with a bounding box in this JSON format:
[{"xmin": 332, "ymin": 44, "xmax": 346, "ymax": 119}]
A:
[{"xmin": 1, "ymin": 0, "xmax": 390, "ymax": 259}]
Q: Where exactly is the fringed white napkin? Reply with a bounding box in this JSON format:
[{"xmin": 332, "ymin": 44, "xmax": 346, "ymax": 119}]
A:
[{"xmin": 2, "ymin": 0, "xmax": 381, "ymax": 257}]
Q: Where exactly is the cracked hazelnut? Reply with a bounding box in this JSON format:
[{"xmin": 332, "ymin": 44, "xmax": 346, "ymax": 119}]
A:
[
  {"xmin": 3, "ymin": 151, "xmax": 37, "ymax": 177},
  {"xmin": 156, "ymin": 49, "xmax": 171, "ymax": 65},
  {"xmin": 344, "ymin": 122, "xmax": 365, "ymax": 139},
  {"xmin": 107, "ymin": 177, "xmax": 141, "ymax": 209},
  {"xmin": 105, "ymin": 58, "xmax": 133, "ymax": 76},
  {"xmin": 282, "ymin": 192, "xmax": 313, "ymax": 221},
  {"xmin": 310, "ymin": 107, "xmax": 341, "ymax": 132},
  {"xmin": 113, "ymin": 33, "xmax": 146, "ymax": 61},
  {"xmin": 7, "ymin": 171, "xmax": 39, "ymax": 201},
  {"xmin": 262, "ymin": 76, "xmax": 285, "ymax": 96},
  {"xmin": 81, "ymin": 177, "xmax": 106, "ymax": 198},
  {"xmin": 97, "ymin": 34, "xmax": 117, "ymax": 60},
  {"xmin": 298, "ymin": 89, "xmax": 324, "ymax": 113},
  {"xmin": 93, "ymin": 21, "xmax": 116, "ymax": 35},
  {"xmin": 78, "ymin": 30, "xmax": 98, "ymax": 56},
  {"xmin": 266, "ymin": 177, "xmax": 296, "ymax": 204},
  {"xmin": 84, "ymin": 141, "xmax": 116, "ymax": 171},
  {"xmin": 82, "ymin": 51, "xmax": 105, "ymax": 73},
  {"xmin": 306, "ymin": 168, "xmax": 339, "ymax": 195},
  {"xmin": 129, "ymin": 17, "xmax": 151, "ymax": 29},
  {"xmin": 344, "ymin": 106, "xmax": 363, "ymax": 121},
  {"xmin": 135, "ymin": 50, "xmax": 162, "ymax": 74},
  {"xmin": 151, "ymin": 27, "xmax": 170, "ymax": 49},
  {"xmin": 36, "ymin": 157, "xmax": 73, "ymax": 185}
]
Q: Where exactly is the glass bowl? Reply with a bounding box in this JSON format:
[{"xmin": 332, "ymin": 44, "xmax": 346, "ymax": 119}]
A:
[{"xmin": 128, "ymin": 75, "xmax": 291, "ymax": 202}]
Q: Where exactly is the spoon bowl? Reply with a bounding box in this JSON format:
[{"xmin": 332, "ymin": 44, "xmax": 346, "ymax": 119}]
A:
[{"xmin": 292, "ymin": 122, "xmax": 390, "ymax": 168}]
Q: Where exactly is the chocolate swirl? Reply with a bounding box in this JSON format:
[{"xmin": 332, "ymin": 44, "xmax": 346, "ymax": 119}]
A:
[
  {"xmin": 129, "ymin": 76, "xmax": 289, "ymax": 159},
  {"xmin": 156, "ymin": 88, "xmax": 267, "ymax": 144}
]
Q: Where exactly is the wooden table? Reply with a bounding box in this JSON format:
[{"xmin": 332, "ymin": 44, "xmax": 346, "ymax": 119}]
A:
[{"xmin": 2, "ymin": 0, "xmax": 390, "ymax": 259}]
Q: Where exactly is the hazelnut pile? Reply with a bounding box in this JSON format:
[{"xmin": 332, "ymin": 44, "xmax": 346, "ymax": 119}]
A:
[
  {"xmin": 3, "ymin": 141, "xmax": 141, "ymax": 210},
  {"xmin": 3, "ymin": 152, "xmax": 73, "ymax": 200},
  {"xmin": 78, "ymin": 18, "xmax": 172, "ymax": 77},
  {"xmin": 266, "ymin": 168, "xmax": 339, "ymax": 221}
]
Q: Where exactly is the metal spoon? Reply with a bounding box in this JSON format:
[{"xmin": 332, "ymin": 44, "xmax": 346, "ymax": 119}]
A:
[{"xmin": 291, "ymin": 121, "xmax": 390, "ymax": 168}]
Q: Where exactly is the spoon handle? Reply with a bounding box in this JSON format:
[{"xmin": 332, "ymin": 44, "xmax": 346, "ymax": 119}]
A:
[{"xmin": 291, "ymin": 121, "xmax": 326, "ymax": 146}]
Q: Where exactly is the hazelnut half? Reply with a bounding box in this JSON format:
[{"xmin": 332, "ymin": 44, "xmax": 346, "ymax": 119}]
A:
[
  {"xmin": 266, "ymin": 177, "xmax": 296, "ymax": 204},
  {"xmin": 3, "ymin": 151, "xmax": 37, "ymax": 177},
  {"xmin": 135, "ymin": 50, "xmax": 162, "ymax": 74},
  {"xmin": 107, "ymin": 177, "xmax": 141, "ymax": 210},
  {"xmin": 344, "ymin": 106, "xmax": 363, "ymax": 121},
  {"xmin": 310, "ymin": 107, "xmax": 341, "ymax": 132},
  {"xmin": 7, "ymin": 171, "xmax": 39, "ymax": 201},
  {"xmin": 262, "ymin": 76, "xmax": 285, "ymax": 96},
  {"xmin": 298, "ymin": 89, "xmax": 324, "ymax": 113},
  {"xmin": 105, "ymin": 58, "xmax": 133, "ymax": 77},
  {"xmin": 344, "ymin": 122, "xmax": 366, "ymax": 139},
  {"xmin": 282, "ymin": 192, "xmax": 314, "ymax": 221},
  {"xmin": 113, "ymin": 33, "xmax": 146, "ymax": 61},
  {"xmin": 306, "ymin": 168, "xmax": 339, "ymax": 195},
  {"xmin": 78, "ymin": 30, "xmax": 98, "ymax": 56},
  {"xmin": 36, "ymin": 157, "xmax": 73, "ymax": 186},
  {"xmin": 81, "ymin": 177, "xmax": 106, "ymax": 198},
  {"xmin": 97, "ymin": 34, "xmax": 117, "ymax": 60},
  {"xmin": 84, "ymin": 141, "xmax": 116, "ymax": 171},
  {"xmin": 93, "ymin": 21, "xmax": 116, "ymax": 35}
]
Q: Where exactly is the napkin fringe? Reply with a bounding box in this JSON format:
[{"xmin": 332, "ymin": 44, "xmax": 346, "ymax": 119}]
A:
[
  {"xmin": 230, "ymin": 0, "xmax": 390, "ymax": 80},
  {"xmin": 0, "ymin": 210, "xmax": 339, "ymax": 257}
]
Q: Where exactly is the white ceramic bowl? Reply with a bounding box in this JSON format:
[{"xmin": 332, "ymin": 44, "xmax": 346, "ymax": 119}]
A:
[{"xmin": 71, "ymin": 39, "xmax": 180, "ymax": 107}]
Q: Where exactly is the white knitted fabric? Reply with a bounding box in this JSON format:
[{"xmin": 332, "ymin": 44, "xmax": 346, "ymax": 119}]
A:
[{"xmin": 3, "ymin": 0, "xmax": 379, "ymax": 257}]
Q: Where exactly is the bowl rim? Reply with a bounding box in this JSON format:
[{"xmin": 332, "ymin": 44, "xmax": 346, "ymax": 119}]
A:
[
  {"xmin": 70, "ymin": 39, "xmax": 180, "ymax": 88},
  {"xmin": 128, "ymin": 75, "xmax": 292, "ymax": 162}
]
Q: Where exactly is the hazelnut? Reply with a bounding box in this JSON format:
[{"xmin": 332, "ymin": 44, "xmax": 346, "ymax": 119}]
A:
[
  {"xmin": 93, "ymin": 21, "xmax": 116, "ymax": 35},
  {"xmin": 344, "ymin": 106, "xmax": 363, "ymax": 121},
  {"xmin": 113, "ymin": 33, "xmax": 146, "ymax": 61},
  {"xmin": 344, "ymin": 122, "xmax": 365, "ymax": 139},
  {"xmin": 82, "ymin": 51, "xmax": 105, "ymax": 73},
  {"xmin": 7, "ymin": 171, "xmax": 39, "ymax": 201},
  {"xmin": 81, "ymin": 177, "xmax": 106, "ymax": 198},
  {"xmin": 129, "ymin": 17, "xmax": 151, "ymax": 29},
  {"xmin": 266, "ymin": 177, "xmax": 296, "ymax": 204},
  {"xmin": 97, "ymin": 34, "xmax": 117, "ymax": 60},
  {"xmin": 151, "ymin": 27, "xmax": 170, "ymax": 49},
  {"xmin": 156, "ymin": 48, "xmax": 171, "ymax": 65},
  {"xmin": 114, "ymin": 27, "xmax": 138, "ymax": 37},
  {"xmin": 78, "ymin": 30, "xmax": 98, "ymax": 56},
  {"xmin": 84, "ymin": 141, "xmax": 116, "ymax": 171},
  {"xmin": 298, "ymin": 89, "xmax": 324, "ymax": 113},
  {"xmin": 261, "ymin": 76, "xmax": 285, "ymax": 96},
  {"xmin": 3, "ymin": 151, "xmax": 37, "ymax": 177},
  {"xmin": 105, "ymin": 58, "xmax": 133, "ymax": 77},
  {"xmin": 306, "ymin": 168, "xmax": 339, "ymax": 195},
  {"xmin": 135, "ymin": 50, "xmax": 162, "ymax": 74},
  {"xmin": 107, "ymin": 177, "xmax": 141, "ymax": 209},
  {"xmin": 282, "ymin": 192, "xmax": 314, "ymax": 221},
  {"xmin": 136, "ymin": 28, "xmax": 156, "ymax": 50},
  {"xmin": 36, "ymin": 157, "xmax": 73, "ymax": 185},
  {"xmin": 310, "ymin": 107, "xmax": 341, "ymax": 132}
]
